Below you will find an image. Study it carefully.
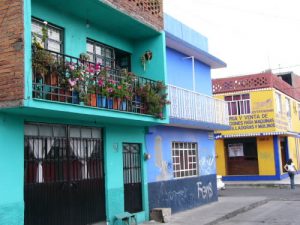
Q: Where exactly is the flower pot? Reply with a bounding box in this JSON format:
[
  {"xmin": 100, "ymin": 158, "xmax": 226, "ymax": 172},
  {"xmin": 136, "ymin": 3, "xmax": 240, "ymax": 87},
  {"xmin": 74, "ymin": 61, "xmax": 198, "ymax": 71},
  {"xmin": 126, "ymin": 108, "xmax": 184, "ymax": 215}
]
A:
[
  {"xmin": 121, "ymin": 100, "xmax": 127, "ymax": 111},
  {"xmin": 113, "ymin": 97, "xmax": 122, "ymax": 110},
  {"xmin": 107, "ymin": 97, "xmax": 113, "ymax": 109},
  {"xmin": 90, "ymin": 94, "xmax": 97, "ymax": 107},
  {"xmin": 72, "ymin": 91, "xmax": 79, "ymax": 104},
  {"xmin": 79, "ymin": 101, "xmax": 85, "ymax": 106},
  {"xmin": 97, "ymin": 95, "xmax": 104, "ymax": 108},
  {"xmin": 58, "ymin": 89, "xmax": 71, "ymax": 103}
]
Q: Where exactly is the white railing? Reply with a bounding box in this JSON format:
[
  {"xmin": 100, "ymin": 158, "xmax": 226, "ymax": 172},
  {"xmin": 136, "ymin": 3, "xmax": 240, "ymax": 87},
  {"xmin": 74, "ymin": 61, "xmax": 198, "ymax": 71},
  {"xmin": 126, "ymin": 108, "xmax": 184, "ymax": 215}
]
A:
[{"xmin": 168, "ymin": 85, "xmax": 229, "ymax": 126}]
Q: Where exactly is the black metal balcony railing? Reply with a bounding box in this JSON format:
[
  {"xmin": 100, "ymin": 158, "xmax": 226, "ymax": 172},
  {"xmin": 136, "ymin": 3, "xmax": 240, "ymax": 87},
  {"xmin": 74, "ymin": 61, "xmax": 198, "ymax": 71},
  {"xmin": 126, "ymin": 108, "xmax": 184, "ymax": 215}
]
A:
[{"xmin": 32, "ymin": 48, "xmax": 166, "ymax": 118}]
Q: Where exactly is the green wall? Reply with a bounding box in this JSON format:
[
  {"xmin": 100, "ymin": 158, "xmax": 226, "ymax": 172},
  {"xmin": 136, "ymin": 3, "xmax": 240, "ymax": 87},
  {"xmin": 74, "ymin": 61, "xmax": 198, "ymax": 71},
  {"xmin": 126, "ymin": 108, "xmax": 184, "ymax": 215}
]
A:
[
  {"xmin": 0, "ymin": 112, "xmax": 150, "ymax": 224},
  {"xmin": 104, "ymin": 125, "xmax": 149, "ymax": 223},
  {"xmin": 0, "ymin": 113, "xmax": 24, "ymax": 225}
]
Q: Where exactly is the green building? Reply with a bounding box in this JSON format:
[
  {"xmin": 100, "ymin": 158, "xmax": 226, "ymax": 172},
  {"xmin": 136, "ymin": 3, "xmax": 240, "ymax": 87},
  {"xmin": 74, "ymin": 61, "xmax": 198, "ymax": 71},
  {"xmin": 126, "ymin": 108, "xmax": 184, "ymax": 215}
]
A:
[{"xmin": 0, "ymin": 0, "xmax": 168, "ymax": 224}]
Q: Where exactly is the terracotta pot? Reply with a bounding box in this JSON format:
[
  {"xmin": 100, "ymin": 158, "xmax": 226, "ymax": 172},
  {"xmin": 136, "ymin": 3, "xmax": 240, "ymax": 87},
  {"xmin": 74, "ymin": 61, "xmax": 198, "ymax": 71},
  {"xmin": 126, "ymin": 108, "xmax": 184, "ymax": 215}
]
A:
[
  {"xmin": 113, "ymin": 97, "xmax": 121, "ymax": 110},
  {"xmin": 90, "ymin": 94, "xmax": 97, "ymax": 107}
]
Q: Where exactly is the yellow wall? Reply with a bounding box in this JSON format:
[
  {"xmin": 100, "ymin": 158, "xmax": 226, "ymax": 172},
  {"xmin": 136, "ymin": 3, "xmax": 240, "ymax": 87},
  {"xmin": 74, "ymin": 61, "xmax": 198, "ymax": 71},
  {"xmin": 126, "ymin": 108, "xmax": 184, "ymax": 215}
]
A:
[
  {"xmin": 257, "ymin": 136, "xmax": 275, "ymax": 175},
  {"xmin": 288, "ymin": 137, "xmax": 300, "ymax": 169},
  {"xmin": 215, "ymin": 89, "xmax": 276, "ymax": 135},
  {"xmin": 215, "ymin": 139, "xmax": 226, "ymax": 175}
]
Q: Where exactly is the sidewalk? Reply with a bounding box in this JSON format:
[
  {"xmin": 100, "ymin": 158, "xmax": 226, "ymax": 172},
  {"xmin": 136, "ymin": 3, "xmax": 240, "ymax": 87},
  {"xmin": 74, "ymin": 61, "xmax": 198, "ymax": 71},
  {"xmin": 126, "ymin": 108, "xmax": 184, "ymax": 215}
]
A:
[
  {"xmin": 141, "ymin": 196, "xmax": 268, "ymax": 225},
  {"xmin": 224, "ymin": 174, "xmax": 300, "ymax": 188},
  {"xmin": 141, "ymin": 176, "xmax": 299, "ymax": 225}
]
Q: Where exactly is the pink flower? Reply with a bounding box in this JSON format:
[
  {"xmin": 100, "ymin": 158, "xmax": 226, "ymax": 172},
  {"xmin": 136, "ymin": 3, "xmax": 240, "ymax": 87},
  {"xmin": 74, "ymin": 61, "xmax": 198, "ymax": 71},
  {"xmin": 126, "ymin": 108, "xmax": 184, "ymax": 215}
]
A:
[
  {"xmin": 68, "ymin": 78, "xmax": 78, "ymax": 87},
  {"xmin": 117, "ymin": 85, "xmax": 122, "ymax": 90},
  {"xmin": 98, "ymin": 79, "xmax": 104, "ymax": 87}
]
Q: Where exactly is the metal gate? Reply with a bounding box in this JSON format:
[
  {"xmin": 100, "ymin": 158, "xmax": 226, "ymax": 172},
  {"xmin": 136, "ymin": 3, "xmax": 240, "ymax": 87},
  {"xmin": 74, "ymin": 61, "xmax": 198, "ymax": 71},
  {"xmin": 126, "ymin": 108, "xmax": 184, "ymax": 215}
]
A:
[
  {"xmin": 24, "ymin": 123, "xmax": 105, "ymax": 225},
  {"xmin": 123, "ymin": 143, "xmax": 143, "ymax": 213}
]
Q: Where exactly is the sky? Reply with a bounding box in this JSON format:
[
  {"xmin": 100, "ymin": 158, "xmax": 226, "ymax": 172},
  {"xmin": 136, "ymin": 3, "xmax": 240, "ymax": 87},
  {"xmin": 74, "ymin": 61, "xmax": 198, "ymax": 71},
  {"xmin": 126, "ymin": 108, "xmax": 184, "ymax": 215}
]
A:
[{"xmin": 164, "ymin": 0, "xmax": 300, "ymax": 78}]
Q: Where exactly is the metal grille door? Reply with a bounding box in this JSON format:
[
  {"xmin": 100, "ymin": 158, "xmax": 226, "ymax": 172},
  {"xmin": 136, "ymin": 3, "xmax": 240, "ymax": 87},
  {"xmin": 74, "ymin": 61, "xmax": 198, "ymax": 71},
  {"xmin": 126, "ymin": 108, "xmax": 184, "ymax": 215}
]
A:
[
  {"xmin": 123, "ymin": 143, "xmax": 143, "ymax": 213},
  {"xmin": 24, "ymin": 124, "xmax": 105, "ymax": 225}
]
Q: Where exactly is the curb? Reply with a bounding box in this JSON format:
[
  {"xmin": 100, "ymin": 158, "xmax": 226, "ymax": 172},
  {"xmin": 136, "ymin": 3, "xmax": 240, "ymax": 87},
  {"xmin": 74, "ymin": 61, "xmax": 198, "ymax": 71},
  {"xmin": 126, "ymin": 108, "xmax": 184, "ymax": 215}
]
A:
[
  {"xmin": 203, "ymin": 199, "xmax": 269, "ymax": 225},
  {"xmin": 225, "ymin": 183, "xmax": 300, "ymax": 189}
]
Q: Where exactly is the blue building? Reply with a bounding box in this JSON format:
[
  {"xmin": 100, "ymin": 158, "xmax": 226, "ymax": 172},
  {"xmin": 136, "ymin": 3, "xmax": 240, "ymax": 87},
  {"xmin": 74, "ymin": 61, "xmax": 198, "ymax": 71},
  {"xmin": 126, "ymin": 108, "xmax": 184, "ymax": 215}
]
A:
[{"xmin": 146, "ymin": 15, "xmax": 229, "ymax": 213}]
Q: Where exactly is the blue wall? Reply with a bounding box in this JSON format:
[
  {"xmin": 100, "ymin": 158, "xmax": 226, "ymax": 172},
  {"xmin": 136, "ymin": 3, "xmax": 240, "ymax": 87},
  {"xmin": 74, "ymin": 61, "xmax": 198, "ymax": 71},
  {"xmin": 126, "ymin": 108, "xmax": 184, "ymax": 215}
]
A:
[
  {"xmin": 145, "ymin": 126, "xmax": 217, "ymax": 213},
  {"xmin": 166, "ymin": 48, "xmax": 212, "ymax": 95},
  {"xmin": 164, "ymin": 14, "xmax": 208, "ymax": 52},
  {"xmin": 146, "ymin": 126, "xmax": 216, "ymax": 183},
  {"xmin": 0, "ymin": 113, "xmax": 24, "ymax": 225},
  {"xmin": 148, "ymin": 175, "xmax": 217, "ymax": 213}
]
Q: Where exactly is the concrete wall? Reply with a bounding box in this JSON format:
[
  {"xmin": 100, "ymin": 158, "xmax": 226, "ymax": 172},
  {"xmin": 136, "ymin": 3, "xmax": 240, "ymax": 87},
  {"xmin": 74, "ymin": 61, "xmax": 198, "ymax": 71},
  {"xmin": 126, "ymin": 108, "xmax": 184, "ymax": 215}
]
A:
[
  {"xmin": 0, "ymin": 113, "xmax": 24, "ymax": 225},
  {"xmin": 146, "ymin": 126, "xmax": 217, "ymax": 212},
  {"xmin": 166, "ymin": 48, "xmax": 212, "ymax": 95}
]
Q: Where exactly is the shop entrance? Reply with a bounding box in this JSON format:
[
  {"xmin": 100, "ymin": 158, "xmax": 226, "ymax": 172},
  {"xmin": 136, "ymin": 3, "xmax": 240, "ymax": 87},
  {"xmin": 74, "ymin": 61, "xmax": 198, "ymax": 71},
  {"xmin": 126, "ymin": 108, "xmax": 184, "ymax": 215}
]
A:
[
  {"xmin": 225, "ymin": 137, "xmax": 258, "ymax": 175},
  {"xmin": 280, "ymin": 137, "xmax": 288, "ymax": 173}
]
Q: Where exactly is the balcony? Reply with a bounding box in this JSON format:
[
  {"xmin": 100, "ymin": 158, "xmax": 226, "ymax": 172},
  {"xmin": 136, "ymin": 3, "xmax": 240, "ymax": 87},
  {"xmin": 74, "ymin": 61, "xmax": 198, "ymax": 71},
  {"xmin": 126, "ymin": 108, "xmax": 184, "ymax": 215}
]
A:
[
  {"xmin": 31, "ymin": 48, "xmax": 168, "ymax": 119},
  {"xmin": 168, "ymin": 85, "xmax": 230, "ymax": 130}
]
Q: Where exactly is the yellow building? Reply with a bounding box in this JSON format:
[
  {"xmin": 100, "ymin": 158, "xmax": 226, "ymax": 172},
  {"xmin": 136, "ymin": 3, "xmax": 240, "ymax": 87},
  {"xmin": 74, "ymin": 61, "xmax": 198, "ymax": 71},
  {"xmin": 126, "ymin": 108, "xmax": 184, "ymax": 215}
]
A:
[{"xmin": 213, "ymin": 71, "xmax": 300, "ymax": 180}]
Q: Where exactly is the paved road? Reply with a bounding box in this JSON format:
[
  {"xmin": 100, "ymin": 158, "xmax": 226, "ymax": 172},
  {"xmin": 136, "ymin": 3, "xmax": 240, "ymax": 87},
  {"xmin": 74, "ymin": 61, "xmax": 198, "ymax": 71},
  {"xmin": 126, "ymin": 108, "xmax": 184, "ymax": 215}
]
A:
[{"xmin": 218, "ymin": 187, "xmax": 300, "ymax": 225}]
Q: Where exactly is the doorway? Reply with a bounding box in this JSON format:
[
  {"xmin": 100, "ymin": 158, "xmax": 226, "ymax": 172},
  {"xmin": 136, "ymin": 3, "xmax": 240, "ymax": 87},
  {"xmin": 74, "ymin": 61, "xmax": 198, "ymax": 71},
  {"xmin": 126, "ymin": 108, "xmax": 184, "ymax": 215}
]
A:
[
  {"xmin": 24, "ymin": 123, "xmax": 106, "ymax": 225},
  {"xmin": 123, "ymin": 143, "xmax": 143, "ymax": 213}
]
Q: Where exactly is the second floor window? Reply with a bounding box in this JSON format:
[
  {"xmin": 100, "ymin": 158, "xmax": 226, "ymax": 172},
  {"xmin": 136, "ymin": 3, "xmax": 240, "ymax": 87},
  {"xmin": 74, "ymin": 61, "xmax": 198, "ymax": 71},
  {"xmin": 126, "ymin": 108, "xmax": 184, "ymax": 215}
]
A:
[
  {"xmin": 225, "ymin": 94, "xmax": 250, "ymax": 116},
  {"xmin": 31, "ymin": 18, "xmax": 63, "ymax": 53},
  {"xmin": 275, "ymin": 92, "xmax": 282, "ymax": 114},
  {"xmin": 285, "ymin": 97, "xmax": 291, "ymax": 118},
  {"xmin": 86, "ymin": 40, "xmax": 115, "ymax": 68}
]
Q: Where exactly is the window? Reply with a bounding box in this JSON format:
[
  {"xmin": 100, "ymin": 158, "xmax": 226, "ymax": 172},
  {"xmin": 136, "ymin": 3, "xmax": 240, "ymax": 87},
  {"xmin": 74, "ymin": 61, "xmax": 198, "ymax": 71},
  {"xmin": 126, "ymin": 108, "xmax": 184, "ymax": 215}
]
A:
[
  {"xmin": 298, "ymin": 104, "xmax": 300, "ymax": 120},
  {"xmin": 172, "ymin": 142, "xmax": 198, "ymax": 178},
  {"xmin": 285, "ymin": 97, "xmax": 291, "ymax": 118},
  {"xmin": 87, "ymin": 39, "xmax": 115, "ymax": 68},
  {"xmin": 225, "ymin": 94, "xmax": 250, "ymax": 116},
  {"xmin": 275, "ymin": 92, "xmax": 282, "ymax": 114},
  {"xmin": 31, "ymin": 18, "xmax": 63, "ymax": 53}
]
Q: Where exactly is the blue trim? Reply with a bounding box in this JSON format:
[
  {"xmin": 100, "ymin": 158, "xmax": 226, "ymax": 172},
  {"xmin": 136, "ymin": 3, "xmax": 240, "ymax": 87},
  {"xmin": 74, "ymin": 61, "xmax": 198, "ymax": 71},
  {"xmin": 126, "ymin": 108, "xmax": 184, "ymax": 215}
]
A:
[
  {"xmin": 273, "ymin": 136, "xmax": 281, "ymax": 179},
  {"xmin": 285, "ymin": 137, "xmax": 290, "ymax": 161},
  {"xmin": 169, "ymin": 118, "xmax": 230, "ymax": 131},
  {"xmin": 280, "ymin": 173, "xmax": 289, "ymax": 179},
  {"xmin": 223, "ymin": 175, "xmax": 281, "ymax": 181}
]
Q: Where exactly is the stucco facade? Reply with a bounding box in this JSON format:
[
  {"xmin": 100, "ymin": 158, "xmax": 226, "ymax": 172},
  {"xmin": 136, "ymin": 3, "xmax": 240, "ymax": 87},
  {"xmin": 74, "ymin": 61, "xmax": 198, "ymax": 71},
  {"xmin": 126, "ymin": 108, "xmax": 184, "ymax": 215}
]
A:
[{"xmin": 213, "ymin": 72, "xmax": 300, "ymax": 180}]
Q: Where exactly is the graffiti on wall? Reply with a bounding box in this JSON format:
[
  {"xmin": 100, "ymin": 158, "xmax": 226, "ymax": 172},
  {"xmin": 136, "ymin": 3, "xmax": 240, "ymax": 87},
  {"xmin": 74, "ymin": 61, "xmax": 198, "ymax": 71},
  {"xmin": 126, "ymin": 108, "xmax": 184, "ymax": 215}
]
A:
[
  {"xmin": 155, "ymin": 136, "xmax": 172, "ymax": 181},
  {"xmin": 199, "ymin": 154, "xmax": 216, "ymax": 175},
  {"xmin": 148, "ymin": 175, "xmax": 217, "ymax": 213},
  {"xmin": 197, "ymin": 182, "xmax": 213, "ymax": 200}
]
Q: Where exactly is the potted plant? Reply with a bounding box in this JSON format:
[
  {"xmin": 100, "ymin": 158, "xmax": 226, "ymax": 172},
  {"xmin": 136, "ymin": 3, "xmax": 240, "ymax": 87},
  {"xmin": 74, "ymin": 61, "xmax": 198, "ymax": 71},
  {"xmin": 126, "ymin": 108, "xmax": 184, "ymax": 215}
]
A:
[{"xmin": 143, "ymin": 81, "xmax": 170, "ymax": 119}]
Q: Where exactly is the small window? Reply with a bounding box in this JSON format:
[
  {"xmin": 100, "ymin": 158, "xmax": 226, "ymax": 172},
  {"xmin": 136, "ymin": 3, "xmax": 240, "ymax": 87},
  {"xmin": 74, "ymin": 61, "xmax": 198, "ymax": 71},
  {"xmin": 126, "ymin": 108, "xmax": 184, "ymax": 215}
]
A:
[
  {"xmin": 31, "ymin": 18, "xmax": 63, "ymax": 53},
  {"xmin": 225, "ymin": 94, "xmax": 251, "ymax": 116},
  {"xmin": 275, "ymin": 92, "xmax": 282, "ymax": 114},
  {"xmin": 172, "ymin": 142, "xmax": 198, "ymax": 178},
  {"xmin": 285, "ymin": 97, "xmax": 291, "ymax": 118}
]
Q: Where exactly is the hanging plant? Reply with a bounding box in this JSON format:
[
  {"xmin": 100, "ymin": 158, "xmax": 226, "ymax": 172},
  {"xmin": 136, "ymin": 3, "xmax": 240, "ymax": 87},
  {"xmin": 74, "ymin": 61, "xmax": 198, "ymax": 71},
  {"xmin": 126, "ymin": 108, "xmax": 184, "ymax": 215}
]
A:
[{"xmin": 141, "ymin": 50, "xmax": 153, "ymax": 71}]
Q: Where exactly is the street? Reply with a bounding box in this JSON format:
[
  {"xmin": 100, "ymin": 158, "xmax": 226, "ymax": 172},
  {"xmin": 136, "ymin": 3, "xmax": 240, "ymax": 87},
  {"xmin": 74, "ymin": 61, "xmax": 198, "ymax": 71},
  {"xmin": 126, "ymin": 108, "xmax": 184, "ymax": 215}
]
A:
[
  {"xmin": 143, "ymin": 186, "xmax": 300, "ymax": 225},
  {"xmin": 217, "ymin": 187, "xmax": 300, "ymax": 225}
]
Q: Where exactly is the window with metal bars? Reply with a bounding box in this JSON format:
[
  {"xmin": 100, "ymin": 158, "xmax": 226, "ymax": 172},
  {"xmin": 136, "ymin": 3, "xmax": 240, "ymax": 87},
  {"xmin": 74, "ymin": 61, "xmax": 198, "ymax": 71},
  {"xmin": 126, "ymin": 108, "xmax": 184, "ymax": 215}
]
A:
[
  {"xmin": 24, "ymin": 123, "xmax": 103, "ymax": 184},
  {"xmin": 172, "ymin": 142, "xmax": 198, "ymax": 178},
  {"xmin": 225, "ymin": 94, "xmax": 251, "ymax": 116},
  {"xmin": 31, "ymin": 18, "xmax": 64, "ymax": 53}
]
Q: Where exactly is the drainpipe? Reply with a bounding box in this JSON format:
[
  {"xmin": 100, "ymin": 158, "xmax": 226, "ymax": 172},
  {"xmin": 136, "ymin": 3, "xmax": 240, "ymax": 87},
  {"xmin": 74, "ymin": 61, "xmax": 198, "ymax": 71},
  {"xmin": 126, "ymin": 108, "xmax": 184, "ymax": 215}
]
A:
[{"xmin": 183, "ymin": 56, "xmax": 195, "ymax": 91}]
